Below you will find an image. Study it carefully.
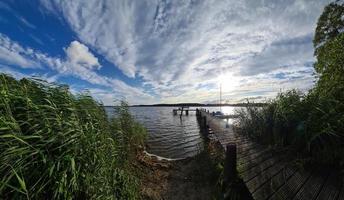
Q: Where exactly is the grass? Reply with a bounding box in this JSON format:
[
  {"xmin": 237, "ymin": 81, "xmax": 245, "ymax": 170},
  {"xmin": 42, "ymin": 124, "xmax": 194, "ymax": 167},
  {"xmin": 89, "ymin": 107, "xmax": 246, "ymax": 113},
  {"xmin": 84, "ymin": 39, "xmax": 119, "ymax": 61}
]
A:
[{"xmin": 0, "ymin": 74, "xmax": 146, "ymax": 199}]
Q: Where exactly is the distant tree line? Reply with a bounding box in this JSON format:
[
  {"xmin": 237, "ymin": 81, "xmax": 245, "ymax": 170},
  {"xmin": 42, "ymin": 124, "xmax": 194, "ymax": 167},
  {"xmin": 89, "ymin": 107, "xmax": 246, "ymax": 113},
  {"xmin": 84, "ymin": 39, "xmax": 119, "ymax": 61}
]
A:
[{"xmin": 129, "ymin": 103, "xmax": 267, "ymax": 107}]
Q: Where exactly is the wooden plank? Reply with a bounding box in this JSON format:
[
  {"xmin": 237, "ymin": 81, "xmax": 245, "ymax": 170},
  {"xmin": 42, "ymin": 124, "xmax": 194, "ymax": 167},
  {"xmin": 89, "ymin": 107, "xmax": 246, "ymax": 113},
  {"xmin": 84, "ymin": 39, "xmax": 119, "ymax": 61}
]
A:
[
  {"xmin": 246, "ymin": 159, "xmax": 288, "ymax": 194},
  {"xmin": 292, "ymin": 169, "xmax": 329, "ymax": 200},
  {"xmin": 252, "ymin": 166, "xmax": 297, "ymax": 200},
  {"xmin": 237, "ymin": 143, "xmax": 262, "ymax": 154},
  {"xmin": 240, "ymin": 154, "xmax": 286, "ymax": 183},
  {"xmin": 238, "ymin": 148, "xmax": 288, "ymax": 175},
  {"xmin": 238, "ymin": 149, "xmax": 275, "ymax": 168},
  {"xmin": 239, "ymin": 144, "xmax": 268, "ymax": 155},
  {"xmin": 268, "ymin": 167, "xmax": 313, "ymax": 200},
  {"xmin": 315, "ymin": 171, "xmax": 342, "ymax": 200},
  {"xmin": 337, "ymin": 183, "xmax": 344, "ymax": 200}
]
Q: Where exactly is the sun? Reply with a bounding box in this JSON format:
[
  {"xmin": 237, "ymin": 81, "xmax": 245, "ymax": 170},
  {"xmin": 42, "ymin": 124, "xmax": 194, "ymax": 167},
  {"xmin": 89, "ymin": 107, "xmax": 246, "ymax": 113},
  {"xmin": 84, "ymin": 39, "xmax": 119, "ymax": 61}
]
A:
[{"xmin": 218, "ymin": 73, "xmax": 240, "ymax": 93}]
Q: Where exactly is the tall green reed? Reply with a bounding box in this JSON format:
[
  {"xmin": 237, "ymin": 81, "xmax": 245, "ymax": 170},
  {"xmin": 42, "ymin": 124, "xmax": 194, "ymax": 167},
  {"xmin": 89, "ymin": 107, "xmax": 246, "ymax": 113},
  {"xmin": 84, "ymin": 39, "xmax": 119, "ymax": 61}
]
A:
[
  {"xmin": 234, "ymin": 89, "xmax": 343, "ymax": 166},
  {"xmin": 0, "ymin": 74, "xmax": 145, "ymax": 199}
]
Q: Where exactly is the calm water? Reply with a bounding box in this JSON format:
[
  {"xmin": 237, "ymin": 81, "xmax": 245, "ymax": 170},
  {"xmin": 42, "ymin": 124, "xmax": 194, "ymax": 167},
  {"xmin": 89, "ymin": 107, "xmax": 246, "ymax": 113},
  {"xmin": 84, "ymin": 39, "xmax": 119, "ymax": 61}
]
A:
[{"xmin": 105, "ymin": 106, "xmax": 239, "ymax": 159}]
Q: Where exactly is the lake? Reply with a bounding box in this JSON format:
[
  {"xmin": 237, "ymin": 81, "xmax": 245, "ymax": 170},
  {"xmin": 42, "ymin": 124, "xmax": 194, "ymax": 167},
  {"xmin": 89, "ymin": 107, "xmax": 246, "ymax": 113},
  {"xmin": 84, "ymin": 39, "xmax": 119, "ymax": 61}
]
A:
[{"xmin": 105, "ymin": 106, "xmax": 240, "ymax": 159}]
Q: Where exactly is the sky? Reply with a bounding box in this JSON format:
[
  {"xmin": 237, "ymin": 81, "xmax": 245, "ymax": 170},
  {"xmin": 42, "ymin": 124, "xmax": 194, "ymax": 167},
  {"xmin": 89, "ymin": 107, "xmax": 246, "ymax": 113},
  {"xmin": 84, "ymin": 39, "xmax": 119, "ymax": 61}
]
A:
[{"xmin": 0, "ymin": 0, "xmax": 332, "ymax": 105}]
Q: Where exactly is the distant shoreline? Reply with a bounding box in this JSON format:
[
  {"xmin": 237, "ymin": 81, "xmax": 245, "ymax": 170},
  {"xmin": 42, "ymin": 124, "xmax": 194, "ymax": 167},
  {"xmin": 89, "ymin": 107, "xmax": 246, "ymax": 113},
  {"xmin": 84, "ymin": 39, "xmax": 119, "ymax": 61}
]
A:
[{"xmin": 104, "ymin": 103, "xmax": 267, "ymax": 107}]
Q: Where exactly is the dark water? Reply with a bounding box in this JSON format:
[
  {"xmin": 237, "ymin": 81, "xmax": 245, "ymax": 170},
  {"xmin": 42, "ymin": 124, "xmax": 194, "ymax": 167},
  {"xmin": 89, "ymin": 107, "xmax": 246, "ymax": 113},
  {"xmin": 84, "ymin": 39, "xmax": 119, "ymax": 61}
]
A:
[{"xmin": 105, "ymin": 106, "xmax": 238, "ymax": 159}]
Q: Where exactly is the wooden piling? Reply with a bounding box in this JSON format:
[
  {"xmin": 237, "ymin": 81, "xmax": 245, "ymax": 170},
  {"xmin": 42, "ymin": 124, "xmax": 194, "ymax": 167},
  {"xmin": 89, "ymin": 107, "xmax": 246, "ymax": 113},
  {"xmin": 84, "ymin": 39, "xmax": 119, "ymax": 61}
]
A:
[
  {"xmin": 224, "ymin": 144, "xmax": 237, "ymax": 184},
  {"xmin": 203, "ymin": 116, "xmax": 207, "ymax": 129},
  {"xmin": 203, "ymin": 116, "xmax": 208, "ymax": 136},
  {"xmin": 185, "ymin": 110, "xmax": 189, "ymax": 115},
  {"xmin": 226, "ymin": 119, "xmax": 229, "ymax": 128}
]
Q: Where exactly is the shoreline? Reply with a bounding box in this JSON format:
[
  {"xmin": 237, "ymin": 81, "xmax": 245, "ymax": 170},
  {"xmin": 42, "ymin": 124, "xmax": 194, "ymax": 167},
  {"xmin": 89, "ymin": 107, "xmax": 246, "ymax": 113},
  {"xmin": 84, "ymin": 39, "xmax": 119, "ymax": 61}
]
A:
[
  {"xmin": 134, "ymin": 140, "xmax": 224, "ymax": 200},
  {"xmin": 142, "ymin": 150, "xmax": 185, "ymax": 161}
]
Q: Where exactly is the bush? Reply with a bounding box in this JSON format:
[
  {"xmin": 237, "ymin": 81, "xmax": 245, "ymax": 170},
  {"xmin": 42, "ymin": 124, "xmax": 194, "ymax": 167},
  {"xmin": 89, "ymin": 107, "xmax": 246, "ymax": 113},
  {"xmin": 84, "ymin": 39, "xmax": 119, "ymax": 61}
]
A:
[{"xmin": 0, "ymin": 74, "xmax": 145, "ymax": 199}]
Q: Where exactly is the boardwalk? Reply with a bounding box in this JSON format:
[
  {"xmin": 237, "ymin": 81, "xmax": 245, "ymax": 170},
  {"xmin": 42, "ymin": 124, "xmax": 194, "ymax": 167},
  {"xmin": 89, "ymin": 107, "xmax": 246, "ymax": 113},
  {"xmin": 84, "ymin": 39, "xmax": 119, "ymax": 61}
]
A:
[{"xmin": 198, "ymin": 110, "xmax": 344, "ymax": 200}]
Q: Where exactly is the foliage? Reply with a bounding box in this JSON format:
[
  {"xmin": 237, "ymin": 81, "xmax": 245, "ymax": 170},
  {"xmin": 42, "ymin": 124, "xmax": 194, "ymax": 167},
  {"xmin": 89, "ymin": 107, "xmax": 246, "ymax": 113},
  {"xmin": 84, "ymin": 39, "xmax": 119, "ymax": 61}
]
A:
[
  {"xmin": 235, "ymin": 2, "xmax": 344, "ymax": 166},
  {"xmin": 110, "ymin": 102, "xmax": 147, "ymax": 166},
  {"xmin": 310, "ymin": 1, "xmax": 344, "ymax": 165},
  {"xmin": 313, "ymin": 1, "xmax": 344, "ymax": 53},
  {"xmin": 235, "ymin": 90, "xmax": 307, "ymax": 147},
  {"xmin": 0, "ymin": 74, "xmax": 145, "ymax": 199}
]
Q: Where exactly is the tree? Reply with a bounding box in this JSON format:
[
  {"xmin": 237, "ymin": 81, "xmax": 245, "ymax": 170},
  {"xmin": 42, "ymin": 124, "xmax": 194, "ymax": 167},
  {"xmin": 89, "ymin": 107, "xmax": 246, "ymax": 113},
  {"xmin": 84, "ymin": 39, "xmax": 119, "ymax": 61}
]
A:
[{"xmin": 306, "ymin": 1, "xmax": 344, "ymax": 164}]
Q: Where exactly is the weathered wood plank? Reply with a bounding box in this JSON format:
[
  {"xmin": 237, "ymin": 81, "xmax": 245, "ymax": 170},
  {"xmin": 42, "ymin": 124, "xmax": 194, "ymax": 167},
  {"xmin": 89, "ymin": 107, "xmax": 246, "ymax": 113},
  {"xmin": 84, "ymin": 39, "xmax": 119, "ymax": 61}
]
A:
[
  {"xmin": 268, "ymin": 167, "xmax": 313, "ymax": 200},
  {"xmin": 315, "ymin": 171, "xmax": 342, "ymax": 200},
  {"xmin": 292, "ymin": 169, "xmax": 329, "ymax": 200},
  {"xmin": 238, "ymin": 149, "xmax": 278, "ymax": 169},
  {"xmin": 246, "ymin": 159, "xmax": 289, "ymax": 194},
  {"xmin": 240, "ymin": 154, "xmax": 286, "ymax": 183},
  {"xmin": 337, "ymin": 183, "xmax": 344, "ymax": 200},
  {"xmin": 252, "ymin": 166, "xmax": 297, "ymax": 200}
]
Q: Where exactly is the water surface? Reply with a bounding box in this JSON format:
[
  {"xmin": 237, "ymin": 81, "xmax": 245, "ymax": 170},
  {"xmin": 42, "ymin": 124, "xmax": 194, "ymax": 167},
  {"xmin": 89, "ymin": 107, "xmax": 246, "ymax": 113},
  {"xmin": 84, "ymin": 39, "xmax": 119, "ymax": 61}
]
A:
[{"xmin": 105, "ymin": 106, "xmax": 238, "ymax": 159}]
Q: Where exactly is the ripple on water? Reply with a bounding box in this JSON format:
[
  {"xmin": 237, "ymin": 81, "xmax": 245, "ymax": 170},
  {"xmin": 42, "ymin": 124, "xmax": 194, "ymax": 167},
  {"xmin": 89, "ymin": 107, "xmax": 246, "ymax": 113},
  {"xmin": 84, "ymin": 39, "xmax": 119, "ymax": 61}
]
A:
[{"xmin": 105, "ymin": 106, "xmax": 238, "ymax": 159}]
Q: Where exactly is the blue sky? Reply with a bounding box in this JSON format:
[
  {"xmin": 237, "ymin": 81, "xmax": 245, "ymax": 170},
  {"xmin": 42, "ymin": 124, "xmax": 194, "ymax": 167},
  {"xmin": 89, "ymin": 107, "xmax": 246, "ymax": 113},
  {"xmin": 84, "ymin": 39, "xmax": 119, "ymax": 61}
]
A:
[{"xmin": 0, "ymin": 0, "xmax": 331, "ymax": 105}]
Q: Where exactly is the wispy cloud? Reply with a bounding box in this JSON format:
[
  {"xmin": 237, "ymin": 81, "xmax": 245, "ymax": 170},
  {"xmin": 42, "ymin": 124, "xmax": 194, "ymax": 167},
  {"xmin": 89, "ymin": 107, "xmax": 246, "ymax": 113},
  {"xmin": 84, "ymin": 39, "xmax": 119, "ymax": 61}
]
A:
[
  {"xmin": 38, "ymin": 0, "xmax": 329, "ymax": 103},
  {"xmin": 0, "ymin": 34, "xmax": 41, "ymax": 68}
]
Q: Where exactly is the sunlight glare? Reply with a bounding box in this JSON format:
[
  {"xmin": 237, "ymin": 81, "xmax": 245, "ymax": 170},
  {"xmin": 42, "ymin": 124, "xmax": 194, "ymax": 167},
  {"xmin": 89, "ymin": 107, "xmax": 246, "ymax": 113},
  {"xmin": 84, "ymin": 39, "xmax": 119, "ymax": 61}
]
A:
[{"xmin": 218, "ymin": 73, "xmax": 240, "ymax": 93}]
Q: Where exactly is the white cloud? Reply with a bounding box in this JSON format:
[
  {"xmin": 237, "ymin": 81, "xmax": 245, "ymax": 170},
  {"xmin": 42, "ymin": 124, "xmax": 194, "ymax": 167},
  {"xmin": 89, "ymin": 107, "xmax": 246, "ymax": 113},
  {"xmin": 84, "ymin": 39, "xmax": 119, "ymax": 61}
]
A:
[
  {"xmin": 65, "ymin": 41, "xmax": 100, "ymax": 70},
  {"xmin": 0, "ymin": 35, "xmax": 154, "ymax": 105},
  {"xmin": 0, "ymin": 34, "xmax": 40, "ymax": 68},
  {"xmin": 38, "ymin": 0, "xmax": 330, "ymax": 103}
]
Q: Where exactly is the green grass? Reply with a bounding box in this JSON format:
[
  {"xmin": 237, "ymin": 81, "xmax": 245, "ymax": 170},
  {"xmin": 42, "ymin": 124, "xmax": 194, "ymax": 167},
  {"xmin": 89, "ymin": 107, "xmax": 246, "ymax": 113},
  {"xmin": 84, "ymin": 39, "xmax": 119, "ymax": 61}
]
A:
[{"xmin": 0, "ymin": 74, "xmax": 146, "ymax": 199}]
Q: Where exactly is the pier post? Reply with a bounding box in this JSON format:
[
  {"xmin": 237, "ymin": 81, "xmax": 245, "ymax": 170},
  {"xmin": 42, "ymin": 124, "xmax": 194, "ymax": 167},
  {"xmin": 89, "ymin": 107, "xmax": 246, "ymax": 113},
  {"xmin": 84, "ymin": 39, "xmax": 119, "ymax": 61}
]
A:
[
  {"xmin": 226, "ymin": 119, "xmax": 229, "ymax": 128},
  {"xmin": 203, "ymin": 116, "xmax": 207, "ymax": 129},
  {"xmin": 185, "ymin": 110, "xmax": 189, "ymax": 115},
  {"xmin": 202, "ymin": 116, "xmax": 208, "ymax": 137},
  {"xmin": 224, "ymin": 144, "xmax": 237, "ymax": 184}
]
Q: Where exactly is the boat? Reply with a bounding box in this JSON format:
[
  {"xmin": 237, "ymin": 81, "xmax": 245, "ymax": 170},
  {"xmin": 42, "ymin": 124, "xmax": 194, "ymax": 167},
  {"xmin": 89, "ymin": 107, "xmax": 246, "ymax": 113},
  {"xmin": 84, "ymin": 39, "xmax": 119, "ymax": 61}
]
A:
[
  {"xmin": 214, "ymin": 111, "xmax": 224, "ymax": 117},
  {"xmin": 216, "ymin": 83, "xmax": 225, "ymax": 116}
]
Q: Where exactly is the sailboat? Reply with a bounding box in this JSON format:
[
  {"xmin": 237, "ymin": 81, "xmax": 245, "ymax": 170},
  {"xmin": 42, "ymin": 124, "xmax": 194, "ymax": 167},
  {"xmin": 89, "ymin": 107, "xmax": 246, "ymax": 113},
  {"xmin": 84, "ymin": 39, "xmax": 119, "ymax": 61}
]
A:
[{"xmin": 214, "ymin": 83, "xmax": 224, "ymax": 117}]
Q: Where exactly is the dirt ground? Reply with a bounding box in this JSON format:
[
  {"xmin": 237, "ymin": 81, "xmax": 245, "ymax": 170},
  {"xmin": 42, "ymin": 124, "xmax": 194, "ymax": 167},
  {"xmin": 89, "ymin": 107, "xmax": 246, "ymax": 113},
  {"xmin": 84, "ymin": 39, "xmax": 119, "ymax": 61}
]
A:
[{"xmin": 134, "ymin": 141, "xmax": 224, "ymax": 200}]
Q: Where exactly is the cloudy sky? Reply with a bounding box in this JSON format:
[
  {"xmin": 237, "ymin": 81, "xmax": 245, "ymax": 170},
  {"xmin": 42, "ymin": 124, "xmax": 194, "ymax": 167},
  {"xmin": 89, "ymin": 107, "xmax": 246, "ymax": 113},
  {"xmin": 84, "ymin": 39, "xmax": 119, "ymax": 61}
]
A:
[{"xmin": 0, "ymin": 0, "xmax": 331, "ymax": 105}]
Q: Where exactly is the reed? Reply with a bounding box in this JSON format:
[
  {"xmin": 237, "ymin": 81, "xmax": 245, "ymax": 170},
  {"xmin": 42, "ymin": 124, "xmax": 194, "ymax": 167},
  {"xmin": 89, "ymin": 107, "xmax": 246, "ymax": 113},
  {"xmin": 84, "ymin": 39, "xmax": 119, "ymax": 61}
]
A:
[
  {"xmin": 0, "ymin": 74, "xmax": 145, "ymax": 199},
  {"xmin": 234, "ymin": 89, "xmax": 343, "ymax": 166}
]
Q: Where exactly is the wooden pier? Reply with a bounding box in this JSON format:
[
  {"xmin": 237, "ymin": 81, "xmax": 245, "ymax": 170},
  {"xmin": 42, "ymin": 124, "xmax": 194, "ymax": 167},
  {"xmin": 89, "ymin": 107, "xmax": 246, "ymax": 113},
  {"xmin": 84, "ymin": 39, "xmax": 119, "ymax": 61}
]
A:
[
  {"xmin": 172, "ymin": 106, "xmax": 197, "ymax": 115},
  {"xmin": 196, "ymin": 109, "xmax": 344, "ymax": 200}
]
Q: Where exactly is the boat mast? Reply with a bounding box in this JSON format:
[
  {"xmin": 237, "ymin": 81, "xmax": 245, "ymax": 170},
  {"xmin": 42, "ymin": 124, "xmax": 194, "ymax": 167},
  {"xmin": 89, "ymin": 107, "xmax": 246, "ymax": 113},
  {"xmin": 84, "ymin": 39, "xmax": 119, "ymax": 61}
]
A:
[{"xmin": 220, "ymin": 83, "xmax": 222, "ymax": 113}]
